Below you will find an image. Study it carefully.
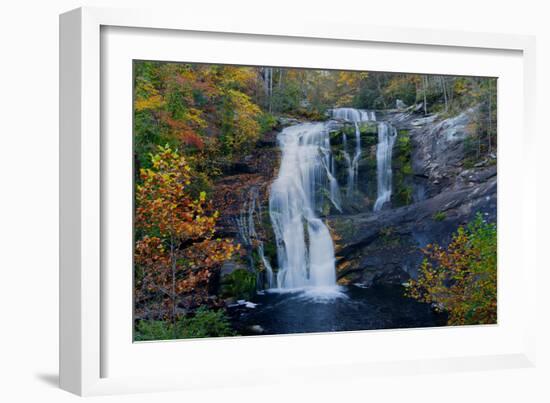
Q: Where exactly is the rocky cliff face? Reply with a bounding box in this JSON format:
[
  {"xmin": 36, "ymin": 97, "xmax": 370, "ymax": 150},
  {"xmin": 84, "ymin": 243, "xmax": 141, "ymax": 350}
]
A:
[
  {"xmin": 329, "ymin": 108, "xmax": 497, "ymax": 287},
  {"xmin": 210, "ymin": 128, "xmax": 281, "ymax": 289}
]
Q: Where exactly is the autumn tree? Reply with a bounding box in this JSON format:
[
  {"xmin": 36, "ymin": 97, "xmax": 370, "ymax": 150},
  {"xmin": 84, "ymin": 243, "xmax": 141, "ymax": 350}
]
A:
[
  {"xmin": 134, "ymin": 62, "xmax": 266, "ymax": 180},
  {"xmin": 135, "ymin": 146, "xmax": 238, "ymax": 323},
  {"xmin": 405, "ymin": 214, "xmax": 497, "ymax": 325}
]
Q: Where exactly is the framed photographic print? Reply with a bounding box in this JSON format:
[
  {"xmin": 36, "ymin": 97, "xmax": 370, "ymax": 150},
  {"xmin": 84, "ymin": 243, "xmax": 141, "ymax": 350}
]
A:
[{"xmin": 60, "ymin": 6, "xmax": 537, "ymax": 396}]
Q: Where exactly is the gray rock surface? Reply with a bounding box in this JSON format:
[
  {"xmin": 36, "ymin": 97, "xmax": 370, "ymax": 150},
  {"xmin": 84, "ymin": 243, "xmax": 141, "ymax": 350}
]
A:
[{"xmin": 330, "ymin": 107, "xmax": 496, "ymax": 287}]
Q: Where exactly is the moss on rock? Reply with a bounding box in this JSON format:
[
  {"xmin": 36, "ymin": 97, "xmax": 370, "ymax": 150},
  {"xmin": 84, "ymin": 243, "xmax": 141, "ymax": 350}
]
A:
[{"xmin": 392, "ymin": 129, "xmax": 414, "ymax": 208}]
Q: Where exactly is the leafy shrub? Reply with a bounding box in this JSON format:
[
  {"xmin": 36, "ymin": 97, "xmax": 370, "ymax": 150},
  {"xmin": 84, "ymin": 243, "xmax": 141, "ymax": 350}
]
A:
[
  {"xmin": 359, "ymin": 122, "xmax": 378, "ymax": 135},
  {"xmin": 463, "ymin": 135, "xmax": 481, "ymax": 162},
  {"xmin": 220, "ymin": 269, "xmax": 257, "ymax": 300},
  {"xmin": 396, "ymin": 132, "xmax": 411, "ymax": 153},
  {"xmin": 433, "ymin": 211, "xmax": 447, "ymax": 221},
  {"xmin": 379, "ymin": 226, "xmax": 400, "ymax": 246},
  {"xmin": 177, "ymin": 307, "xmax": 237, "ymax": 338},
  {"xmin": 135, "ymin": 307, "xmax": 236, "ymax": 341},
  {"xmin": 406, "ymin": 213, "xmax": 497, "ymax": 325},
  {"xmin": 379, "ymin": 226, "xmax": 395, "ymax": 238},
  {"xmin": 257, "ymin": 112, "xmax": 278, "ymax": 134},
  {"xmin": 463, "ymin": 158, "xmax": 475, "ymax": 169},
  {"xmin": 135, "ymin": 319, "xmax": 176, "ymax": 341},
  {"xmin": 395, "ymin": 186, "xmax": 413, "ymax": 206}
]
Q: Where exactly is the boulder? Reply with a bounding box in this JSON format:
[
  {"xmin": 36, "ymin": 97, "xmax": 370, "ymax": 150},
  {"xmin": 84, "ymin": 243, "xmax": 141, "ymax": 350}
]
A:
[{"xmin": 396, "ymin": 99, "xmax": 407, "ymax": 110}]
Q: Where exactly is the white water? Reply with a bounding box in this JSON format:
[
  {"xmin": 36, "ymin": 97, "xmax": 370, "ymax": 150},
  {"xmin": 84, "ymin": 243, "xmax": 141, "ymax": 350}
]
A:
[
  {"xmin": 235, "ymin": 187, "xmax": 274, "ymax": 288},
  {"xmin": 373, "ymin": 122, "xmax": 397, "ymax": 211},
  {"xmin": 269, "ymin": 123, "xmax": 339, "ymax": 289},
  {"xmin": 266, "ymin": 109, "xmax": 395, "ymax": 292},
  {"xmin": 319, "ymin": 127, "xmax": 343, "ymax": 212},
  {"xmin": 330, "ymin": 108, "xmax": 374, "ymax": 195},
  {"xmin": 258, "ymin": 243, "xmax": 273, "ymax": 288}
]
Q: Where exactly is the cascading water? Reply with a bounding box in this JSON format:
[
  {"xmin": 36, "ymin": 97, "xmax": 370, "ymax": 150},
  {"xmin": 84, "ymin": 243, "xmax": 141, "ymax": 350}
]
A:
[
  {"xmin": 319, "ymin": 128, "xmax": 342, "ymax": 213},
  {"xmin": 269, "ymin": 123, "xmax": 339, "ymax": 290},
  {"xmin": 235, "ymin": 187, "xmax": 274, "ymax": 288},
  {"xmin": 267, "ymin": 109, "xmax": 394, "ymax": 292},
  {"xmin": 341, "ymin": 133, "xmax": 353, "ymax": 196},
  {"xmin": 373, "ymin": 122, "xmax": 397, "ymax": 211},
  {"xmin": 330, "ymin": 108, "xmax": 374, "ymax": 195}
]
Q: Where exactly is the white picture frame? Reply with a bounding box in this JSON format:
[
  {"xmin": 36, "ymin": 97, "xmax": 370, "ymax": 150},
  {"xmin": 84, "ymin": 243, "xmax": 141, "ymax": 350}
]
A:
[{"xmin": 60, "ymin": 6, "xmax": 537, "ymax": 396}]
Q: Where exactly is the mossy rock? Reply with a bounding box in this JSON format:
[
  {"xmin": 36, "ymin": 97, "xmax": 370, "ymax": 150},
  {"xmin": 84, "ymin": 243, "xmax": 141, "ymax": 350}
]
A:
[
  {"xmin": 329, "ymin": 130, "xmax": 343, "ymax": 145},
  {"xmin": 391, "ymin": 129, "xmax": 414, "ymax": 207},
  {"xmin": 394, "ymin": 186, "xmax": 413, "ymax": 206},
  {"xmin": 362, "ymin": 135, "xmax": 378, "ymax": 147},
  {"xmin": 329, "ymin": 218, "xmax": 358, "ymax": 242},
  {"xmin": 358, "ymin": 156, "xmax": 377, "ymax": 170},
  {"xmin": 341, "ymin": 124, "xmax": 356, "ymax": 136},
  {"xmin": 261, "ymin": 241, "xmax": 278, "ymax": 266},
  {"xmin": 359, "ymin": 121, "xmax": 378, "ymax": 135},
  {"xmin": 220, "ymin": 269, "xmax": 257, "ymax": 300}
]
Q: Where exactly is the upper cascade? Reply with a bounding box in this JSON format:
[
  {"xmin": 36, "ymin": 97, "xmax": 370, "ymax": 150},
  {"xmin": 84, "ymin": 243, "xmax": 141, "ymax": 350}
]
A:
[
  {"xmin": 373, "ymin": 122, "xmax": 397, "ymax": 211},
  {"xmin": 329, "ymin": 108, "xmax": 376, "ymax": 196},
  {"xmin": 330, "ymin": 107, "xmax": 376, "ymax": 122}
]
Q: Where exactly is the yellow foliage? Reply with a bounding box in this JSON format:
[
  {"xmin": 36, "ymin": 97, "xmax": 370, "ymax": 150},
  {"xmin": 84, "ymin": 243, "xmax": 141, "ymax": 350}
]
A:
[
  {"xmin": 406, "ymin": 214, "xmax": 497, "ymax": 325},
  {"xmin": 225, "ymin": 89, "xmax": 261, "ymax": 149},
  {"xmin": 135, "ymin": 94, "xmax": 165, "ymax": 112}
]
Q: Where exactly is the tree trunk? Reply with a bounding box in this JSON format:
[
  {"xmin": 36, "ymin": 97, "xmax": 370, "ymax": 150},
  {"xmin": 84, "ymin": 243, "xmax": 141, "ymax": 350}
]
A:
[
  {"xmin": 423, "ymin": 75, "xmax": 428, "ymax": 115},
  {"xmin": 170, "ymin": 235, "xmax": 176, "ymax": 330},
  {"xmin": 488, "ymin": 80, "xmax": 493, "ymax": 153},
  {"xmin": 270, "ymin": 68, "xmax": 274, "ymax": 111},
  {"xmin": 441, "ymin": 76, "xmax": 448, "ymax": 112},
  {"xmin": 375, "ymin": 74, "xmax": 386, "ymax": 108}
]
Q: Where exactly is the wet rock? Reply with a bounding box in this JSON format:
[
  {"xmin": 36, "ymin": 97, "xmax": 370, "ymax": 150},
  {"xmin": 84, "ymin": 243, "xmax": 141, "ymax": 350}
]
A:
[
  {"xmin": 277, "ymin": 116, "xmax": 302, "ymax": 127},
  {"xmin": 331, "ymin": 172, "xmax": 496, "ymax": 286},
  {"xmin": 220, "ymin": 260, "xmax": 248, "ymax": 278},
  {"xmin": 248, "ymin": 325, "xmax": 265, "ymax": 334},
  {"xmin": 330, "ymin": 106, "xmax": 496, "ymax": 287}
]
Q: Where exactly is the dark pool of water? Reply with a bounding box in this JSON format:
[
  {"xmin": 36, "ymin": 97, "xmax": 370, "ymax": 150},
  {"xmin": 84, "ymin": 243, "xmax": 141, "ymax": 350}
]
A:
[{"xmin": 229, "ymin": 285, "xmax": 447, "ymax": 336}]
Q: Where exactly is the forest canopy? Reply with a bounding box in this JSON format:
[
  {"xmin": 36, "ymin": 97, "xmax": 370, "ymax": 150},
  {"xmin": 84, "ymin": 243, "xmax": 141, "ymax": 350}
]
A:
[{"xmin": 134, "ymin": 62, "xmax": 497, "ymax": 181}]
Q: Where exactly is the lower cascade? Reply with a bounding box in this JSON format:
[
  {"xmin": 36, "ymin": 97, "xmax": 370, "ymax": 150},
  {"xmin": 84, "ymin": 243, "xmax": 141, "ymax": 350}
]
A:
[
  {"xmin": 374, "ymin": 122, "xmax": 397, "ymax": 211},
  {"xmin": 235, "ymin": 187, "xmax": 274, "ymax": 289},
  {"xmin": 269, "ymin": 123, "xmax": 338, "ymax": 289}
]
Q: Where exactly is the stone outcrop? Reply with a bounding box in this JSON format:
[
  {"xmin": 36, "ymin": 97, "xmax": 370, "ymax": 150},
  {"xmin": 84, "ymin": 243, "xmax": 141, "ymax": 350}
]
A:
[{"xmin": 329, "ymin": 107, "xmax": 497, "ymax": 286}]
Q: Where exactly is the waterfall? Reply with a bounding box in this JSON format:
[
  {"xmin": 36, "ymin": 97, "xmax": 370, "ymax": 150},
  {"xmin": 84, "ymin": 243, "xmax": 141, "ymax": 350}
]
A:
[
  {"xmin": 330, "ymin": 108, "xmax": 374, "ymax": 195},
  {"xmin": 319, "ymin": 128, "xmax": 342, "ymax": 212},
  {"xmin": 352, "ymin": 121, "xmax": 361, "ymax": 191},
  {"xmin": 235, "ymin": 187, "xmax": 274, "ymax": 288},
  {"xmin": 373, "ymin": 122, "xmax": 397, "ymax": 212},
  {"xmin": 257, "ymin": 243, "xmax": 273, "ymax": 289},
  {"xmin": 266, "ymin": 109, "xmax": 395, "ymax": 291},
  {"xmin": 341, "ymin": 133, "xmax": 352, "ymax": 196},
  {"xmin": 269, "ymin": 123, "xmax": 338, "ymax": 289}
]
